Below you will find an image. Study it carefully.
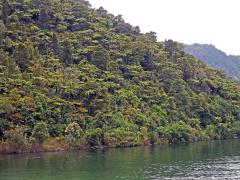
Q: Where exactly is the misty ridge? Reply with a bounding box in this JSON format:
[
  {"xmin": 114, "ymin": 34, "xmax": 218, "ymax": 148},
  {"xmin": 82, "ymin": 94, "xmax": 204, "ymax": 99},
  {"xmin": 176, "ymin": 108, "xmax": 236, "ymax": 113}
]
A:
[{"xmin": 184, "ymin": 44, "xmax": 240, "ymax": 81}]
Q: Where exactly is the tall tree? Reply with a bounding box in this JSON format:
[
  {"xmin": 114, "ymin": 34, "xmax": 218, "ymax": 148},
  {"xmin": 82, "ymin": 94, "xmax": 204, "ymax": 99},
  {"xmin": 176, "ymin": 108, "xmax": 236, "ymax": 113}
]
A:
[
  {"xmin": 61, "ymin": 41, "xmax": 73, "ymax": 66},
  {"xmin": 13, "ymin": 41, "xmax": 39, "ymax": 72},
  {"xmin": 145, "ymin": 31, "xmax": 157, "ymax": 42},
  {"xmin": 1, "ymin": 1, "xmax": 11, "ymax": 23},
  {"xmin": 0, "ymin": 50, "xmax": 20, "ymax": 79},
  {"xmin": 38, "ymin": 8, "xmax": 50, "ymax": 29},
  {"xmin": 52, "ymin": 33, "xmax": 60, "ymax": 57},
  {"xmin": 91, "ymin": 45, "xmax": 110, "ymax": 70}
]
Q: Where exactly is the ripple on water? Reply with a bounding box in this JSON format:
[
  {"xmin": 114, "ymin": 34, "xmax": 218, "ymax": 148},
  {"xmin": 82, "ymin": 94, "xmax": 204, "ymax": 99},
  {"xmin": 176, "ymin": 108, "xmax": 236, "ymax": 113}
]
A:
[{"xmin": 1, "ymin": 140, "xmax": 240, "ymax": 180}]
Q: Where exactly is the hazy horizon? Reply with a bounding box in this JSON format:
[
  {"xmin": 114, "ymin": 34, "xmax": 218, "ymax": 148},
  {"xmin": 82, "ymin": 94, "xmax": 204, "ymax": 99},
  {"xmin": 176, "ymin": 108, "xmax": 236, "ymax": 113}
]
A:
[{"xmin": 89, "ymin": 0, "xmax": 240, "ymax": 55}]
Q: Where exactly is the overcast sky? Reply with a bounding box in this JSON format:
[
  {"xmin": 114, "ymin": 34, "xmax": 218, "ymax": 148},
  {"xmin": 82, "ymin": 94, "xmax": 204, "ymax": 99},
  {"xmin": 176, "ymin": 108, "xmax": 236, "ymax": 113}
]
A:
[{"xmin": 89, "ymin": 0, "xmax": 240, "ymax": 55}]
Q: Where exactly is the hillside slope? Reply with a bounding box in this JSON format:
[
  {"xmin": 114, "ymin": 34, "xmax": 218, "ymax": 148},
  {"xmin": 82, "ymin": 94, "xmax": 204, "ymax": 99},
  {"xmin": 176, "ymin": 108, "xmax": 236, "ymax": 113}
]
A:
[
  {"xmin": 0, "ymin": 0, "xmax": 240, "ymax": 152},
  {"xmin": 184, "ymin": 44, "xmax": 240, "ymax": 81}
]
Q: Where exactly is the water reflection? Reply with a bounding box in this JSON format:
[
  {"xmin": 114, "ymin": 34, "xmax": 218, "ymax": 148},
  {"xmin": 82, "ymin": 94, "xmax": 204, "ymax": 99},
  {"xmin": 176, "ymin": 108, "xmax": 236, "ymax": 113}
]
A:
[{"xmin": 0, "ymin": 140, "xmax": 240, "ymax": 179}]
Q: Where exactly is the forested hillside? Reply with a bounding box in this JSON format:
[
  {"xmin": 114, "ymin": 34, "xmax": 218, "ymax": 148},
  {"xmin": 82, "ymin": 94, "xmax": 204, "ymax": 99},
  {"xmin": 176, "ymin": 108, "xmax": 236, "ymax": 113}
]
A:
[
  {"xmin": 0, "ymin": 0, "xmax": 240, "ymax": 153},
  {"xmin": 184, "ymin": 44, "xmax": 240, "ymax": 81}
]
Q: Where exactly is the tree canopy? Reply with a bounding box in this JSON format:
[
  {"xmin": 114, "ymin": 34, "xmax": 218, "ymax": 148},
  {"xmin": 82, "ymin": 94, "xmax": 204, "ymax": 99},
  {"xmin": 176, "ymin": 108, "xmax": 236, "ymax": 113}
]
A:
[{"xmin": 0, "ymin": 0, "xmax": 240, "ymax": 152}]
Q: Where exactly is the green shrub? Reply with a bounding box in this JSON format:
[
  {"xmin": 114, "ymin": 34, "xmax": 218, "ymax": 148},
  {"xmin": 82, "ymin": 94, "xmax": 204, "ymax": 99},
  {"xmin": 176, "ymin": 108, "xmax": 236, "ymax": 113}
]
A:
[
  {"xmin": 231, "ymin": 121, "xmax": 240, "ymax": 137},
  {"xmin": 104, "ymin": 128, "xmax": 138, "ymax": 147},
  {"xmin": 4, "ymin": 127, "xmax": 27, "ymax": 149},
  {"xmin": 149, "ymin": 131, "xmax": 158, "ymax": 144},
  {"xmin": 85, "ymin": 128, "xmax": 102, "ymax": 146},
  {"xmin": 205, "ymin": 125, "xmax": 219, "ymax": 140},
  {"xmin": 32, "ymin": 122, "xmax": 49, "ymax": 143},
  {"xmin": 157, "ymin": 121, "xmax": 196, "ymax": 143},
  {"xmin": 65, "ymin": 122, "xmax": 82, "ymax": 146}
]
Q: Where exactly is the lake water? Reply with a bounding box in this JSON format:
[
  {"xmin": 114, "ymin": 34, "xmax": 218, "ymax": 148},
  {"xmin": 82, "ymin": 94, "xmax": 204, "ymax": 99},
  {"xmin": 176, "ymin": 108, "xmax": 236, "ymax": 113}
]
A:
[{"xmin": 1, "ymin": 140, "xmax": 240, "ymax": 179}]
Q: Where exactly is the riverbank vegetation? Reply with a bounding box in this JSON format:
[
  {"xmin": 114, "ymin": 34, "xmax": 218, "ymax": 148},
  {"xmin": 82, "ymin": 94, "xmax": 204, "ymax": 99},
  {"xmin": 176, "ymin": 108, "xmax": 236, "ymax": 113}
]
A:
[{"xmin": 0, "ymin": 0, "xmax": 240, "ymax": 154}]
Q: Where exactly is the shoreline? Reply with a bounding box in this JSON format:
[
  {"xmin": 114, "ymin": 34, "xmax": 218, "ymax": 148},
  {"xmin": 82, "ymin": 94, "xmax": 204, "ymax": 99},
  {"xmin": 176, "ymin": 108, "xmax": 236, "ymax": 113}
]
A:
[
  {"xmin": 0, "ymin": 137, "xmax": 167, "ymax": 155},
  {"xmin": 1, "ymin": 137, "xmax": 236, "ymax": 155}
]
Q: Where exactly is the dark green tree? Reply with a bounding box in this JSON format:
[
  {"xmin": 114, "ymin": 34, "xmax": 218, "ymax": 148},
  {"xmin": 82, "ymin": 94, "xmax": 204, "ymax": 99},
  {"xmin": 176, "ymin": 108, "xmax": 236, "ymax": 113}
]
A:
[
  {"xmin": 91, "ymin": 45, "xmax": 110, "ymax": 70},
  {"xmin": 61, "ymin": 41, "xmax": 73, "ymax": 66},
  {"xmin": 13, "ymin": 43, "xmax": 31, "ymax": 72},
  {"xmin": 32, "ymin": 121, "xmax": 49, "ymax": 144},
  {"xmin": 13, "ymin": 41, "xmax": 39, "ymax": 72},
  {"xmin": 52, "ymin": 33, "xmax": 60, "ymax": 57},
  {"xmin": 0, "ymin": 50, "xmax": 20, "ymax": 78},
  {"xmin": 38, "ymin": 8, "xmax": 50, "ymax": 29},
  {"xmin": 1, "ymin": 1, "xmax": 11, "ymax": 23}
]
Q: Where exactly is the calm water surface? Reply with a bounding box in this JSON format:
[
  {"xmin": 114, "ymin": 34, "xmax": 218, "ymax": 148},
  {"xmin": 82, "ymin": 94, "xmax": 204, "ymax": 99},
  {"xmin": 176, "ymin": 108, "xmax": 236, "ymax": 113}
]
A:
[{"xmin": 1, "ymin": 140, "xmax": 240, "ymax": 179}]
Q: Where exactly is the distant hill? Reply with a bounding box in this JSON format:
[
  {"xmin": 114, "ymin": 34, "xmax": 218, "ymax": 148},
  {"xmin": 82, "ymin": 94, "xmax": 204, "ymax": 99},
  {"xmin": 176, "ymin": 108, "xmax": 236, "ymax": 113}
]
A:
[{"xmin": 184, "ymin": 44, "xmax": 240, "ymax": 81}]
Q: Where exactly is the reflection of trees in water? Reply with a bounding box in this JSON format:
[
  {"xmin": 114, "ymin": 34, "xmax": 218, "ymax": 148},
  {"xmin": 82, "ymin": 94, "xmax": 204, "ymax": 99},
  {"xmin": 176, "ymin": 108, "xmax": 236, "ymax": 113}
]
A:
[{"xmin": 1, "ymin": 140, "xmax": 240, "ymax": 179}]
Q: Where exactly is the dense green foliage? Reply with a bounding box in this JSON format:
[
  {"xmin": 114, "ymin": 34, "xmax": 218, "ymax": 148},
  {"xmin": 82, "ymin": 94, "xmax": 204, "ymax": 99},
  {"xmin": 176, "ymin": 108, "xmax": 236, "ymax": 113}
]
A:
[
  {"xmin": 0, "ymin": 0, "xmax": 240, "ymax": 149},
  {"xmin": 184, "ymin": 44, "xmax": 240, "ymax": 81}
]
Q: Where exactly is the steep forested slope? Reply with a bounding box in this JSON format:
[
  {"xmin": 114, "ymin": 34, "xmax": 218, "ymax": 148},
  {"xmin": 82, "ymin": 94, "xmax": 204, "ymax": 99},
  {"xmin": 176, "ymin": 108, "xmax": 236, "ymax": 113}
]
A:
[
  {"xmin": 0, "ymin": 0, "xmax": 240, "ymax": 153},
  {"xmin": 184, "ymin": 44, "xmax": 240, "ymax": 81}
]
